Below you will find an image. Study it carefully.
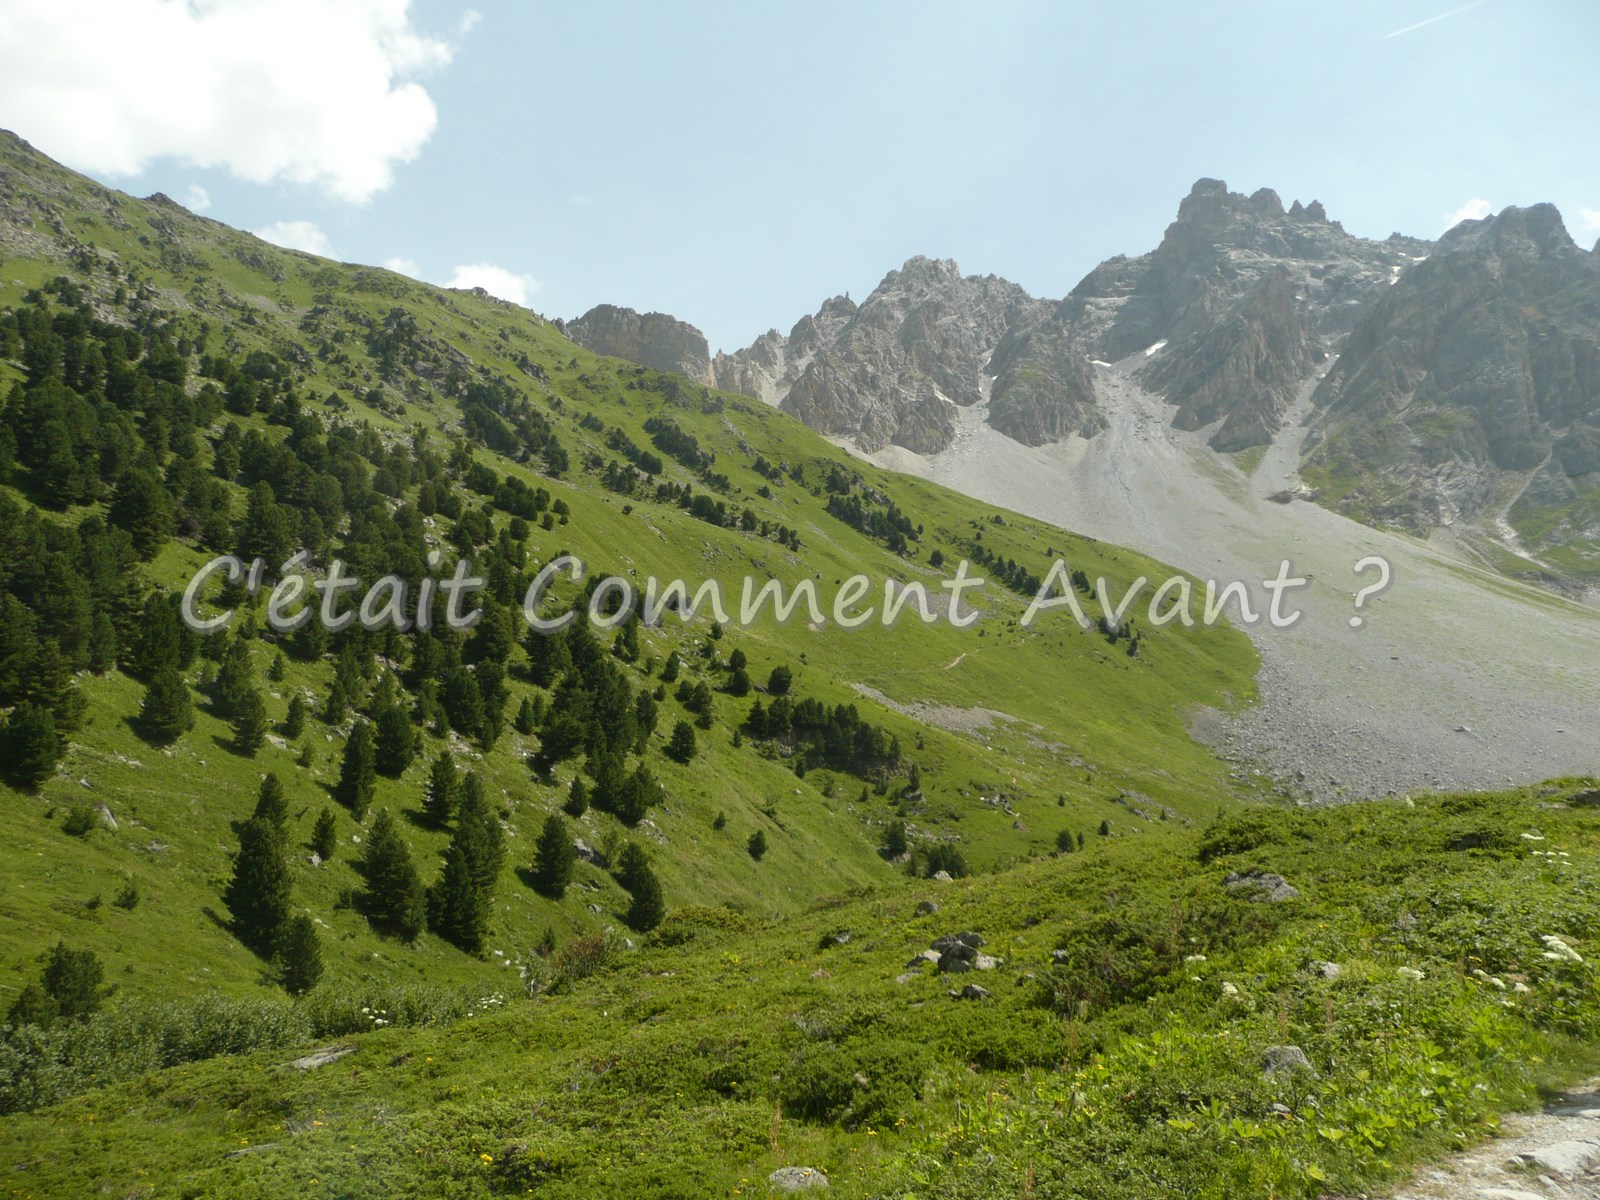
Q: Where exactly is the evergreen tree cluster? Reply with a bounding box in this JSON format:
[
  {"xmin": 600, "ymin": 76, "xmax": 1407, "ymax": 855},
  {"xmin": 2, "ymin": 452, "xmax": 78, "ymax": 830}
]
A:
[{"xmin": 744, "ymin": 694, "xmax": 900, "ymax": 778}]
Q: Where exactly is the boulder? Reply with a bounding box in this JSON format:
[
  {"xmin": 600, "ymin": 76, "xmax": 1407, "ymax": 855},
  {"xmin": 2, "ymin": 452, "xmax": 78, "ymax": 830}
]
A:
[
  {"xmin": 292, "ymin": 1045, "xmax": 357, "ymax": 1071},
  {"xmin": 1224, "ymin": 870, "xmax": 1300, "ymax": 902},
  {"xmin": 767, "ymin": 1165, "xmax": 830, "ymax": 1191},
  {"xmin": 572, "ymin": 838, "xmax": 607, "ymax": 867},
  {"xmin": 1511, "ymin": 1140, "xmax": 1600, "ymax": 1178},
  {"xmin": 1260, "ymin": 1045, "xmax": 1315, "ymax": 1079},
  {"xmin": 950, "ymin": 984, "xmax": 991, "ymax": 1001}
]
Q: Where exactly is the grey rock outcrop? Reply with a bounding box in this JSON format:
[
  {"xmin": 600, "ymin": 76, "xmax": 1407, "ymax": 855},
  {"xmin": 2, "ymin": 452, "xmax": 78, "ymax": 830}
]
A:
[
  {"xmin": 561, "ymin": 304, "xmax": 713, "ymax": 383},
  {"xmin": 715, "ymin": 257, "xmax": 1098, "ymax": 452},
  {"xmin": 1306, "ymin": 203, "xmax": 1600, "ymax": 565},
  {"xmin": 1052, "ymin": 178, "xmax": 1426, "ymax": 450}
]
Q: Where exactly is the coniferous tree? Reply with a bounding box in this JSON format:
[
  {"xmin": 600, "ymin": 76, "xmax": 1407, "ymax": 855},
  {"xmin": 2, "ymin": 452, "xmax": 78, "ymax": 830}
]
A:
[
  {"xmin": 311, "ymin": 807, "xmax": 338, "ymax": 861},
  {"xmin": 223, "ymin": 816, "xmax": 290, "ymax": 955},
  {"xmin": 532, "ymin": 813, "xmax": 575, "ymax": 898},
  {"xmin": 728, "ymin": 666, "xmax": 751, "ymax": 696},
  {"xmin": 323, "ymin": 679, "xmax": 349, "ymax": 726},
  {"xmin": 237, "ymin": 481, "xmax": 292, "ymax": 565},
  {"xmin": 429, "ymin": 840, "xmax": 488, "ymax": 951},
  {"xmin": 624, "ymin": 863, "xmax": 665, "ymax": 932},
  {"xmin": 5, "ymin": 943, "xmax": 106, "ymax": 1027},
  {"xmin": 212, "ymin": 637, "xmax": 255, "ymax": 719},
  {"xmin": 231, "ymin": 686, "xmax": 268, "ymax": 755},
  {"xmin": 137, "ymin": 666, "xmax": 193, "ymax": 744},
  {"xmin": 373, "ymin": 703, "xmax": 414, "ymax": 777},
  {"xmin": 0, "ymin": 701, "xmax": 62, "ymax": 791},
  {"xmin": 613, "ymin": 763, "xmax": 663, "ymax": 826},
  {"xmin": 423, "ymin": 751, "xmax": 458, "ymax": 827},
  {"xmin": 455, "ymin": 772, "xmax": 504, "ymax": 897},
  {"xmin": 767, "ymin": 665, "xmax": 793, "ymax": 695},
  {"xmin": 747, "ymin": 829, "xmax": 768, "ymax": 861},
  {"xmin": 666, "ymin": 720, "xmax": 697, "ymax": 764},
  {"xmin": 277, "ymin": 914, "xmax": 323, "ymax": 995},
  {"xmin": 659, "ymin": 652, "xmax": 680, "ymax": 683},
  {"xmin": 127, "ymin": 592, "xmax": 183, "ymax": 681},
  {"xmin": 614, "ymin": 842, "xmax": 651, "ymax": 894},
  {"xmin": 334, "ymin": 721, "xmax": 376, "ymax": 821},
  {"xmin": 441, "ymin": 666, "xmax": 484, "ymax": 738},
  {"xmin": 253, "ymin": 773, "xmax": 289, "ymax": 829},
  {"xmin": 557, "ymin": 778, "xmax": 585, "ymax": 821},
  {"xmin": 883, "ymin": 820, "xmax": 908, "ymax": 858},
  {"xmin": 513, "ymin": 694, "xmax": 537, "ymax": 735},
  {"xmin": 281, "ymin": 692, "xmax": 306, "ymax": 740},
  {"xmin": 360, "ymin": 809, "xmax": 426, "ymax": 940},
  {"xmin": 107, "ymin": 468, "xmax": 173, "ymax": 560}
]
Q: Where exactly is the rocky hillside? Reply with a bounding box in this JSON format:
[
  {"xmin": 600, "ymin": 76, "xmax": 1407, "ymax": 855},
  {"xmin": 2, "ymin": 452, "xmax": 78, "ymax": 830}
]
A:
[
  {"xmin": 579, "ymin": 180, "xmax": 1600, "ymax": 590},
  {"xmin": 709, "ymin": 257, "xmax": 1100, "ymax": 453},
  {"xmin": 1304, "ymin": 203, "xmax": 1600, "ymax": 579},
  {"xmin": 1054, "ymin": 178, "xmax": 1429, "ymax": 450}
]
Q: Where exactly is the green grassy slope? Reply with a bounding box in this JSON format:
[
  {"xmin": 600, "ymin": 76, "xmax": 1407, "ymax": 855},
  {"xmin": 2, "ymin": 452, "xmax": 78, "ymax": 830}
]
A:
[
  {"xmin": 5, "ymin": 784, "xmax": 1599, "ymax": 1199},
  {"xmin": 0, "ymin": 129, "xmax": 1256, "ymax": 1010}
]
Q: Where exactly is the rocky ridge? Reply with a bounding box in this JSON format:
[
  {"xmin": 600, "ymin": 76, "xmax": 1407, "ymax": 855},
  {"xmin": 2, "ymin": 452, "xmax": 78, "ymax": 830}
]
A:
[
  {"xmin": 559, "ymin": 304, "xmax": 714, "ymax": 383},
  {"xmin": 1305, "ymin": 203, "xmax": 1600, "ymax": 572}
]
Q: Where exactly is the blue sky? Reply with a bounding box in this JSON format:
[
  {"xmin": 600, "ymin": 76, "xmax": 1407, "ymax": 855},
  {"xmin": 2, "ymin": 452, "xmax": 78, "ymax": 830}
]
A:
[{"xmin": 2, "ymin": 0, "xmax": 1596, "ymax": 351}]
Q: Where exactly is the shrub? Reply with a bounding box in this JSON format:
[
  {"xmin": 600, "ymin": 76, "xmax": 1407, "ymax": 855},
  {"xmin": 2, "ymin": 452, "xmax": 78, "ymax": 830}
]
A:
[{"xmin": 60, "ymin": 806, "xmax": 96, "ymax": 837}]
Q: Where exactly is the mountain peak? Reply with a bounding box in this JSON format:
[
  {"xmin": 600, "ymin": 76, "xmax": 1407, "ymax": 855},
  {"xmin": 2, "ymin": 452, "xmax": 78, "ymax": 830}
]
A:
[{"xmin": 882, "ymin": 255, "xmax": 964, "ymax": 288}]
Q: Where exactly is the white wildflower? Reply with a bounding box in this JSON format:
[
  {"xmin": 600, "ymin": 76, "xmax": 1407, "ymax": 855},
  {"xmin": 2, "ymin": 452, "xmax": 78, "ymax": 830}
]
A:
[{"xmin": 1541, "ymin": 935, "xmax": 1584, "ymax": 963}]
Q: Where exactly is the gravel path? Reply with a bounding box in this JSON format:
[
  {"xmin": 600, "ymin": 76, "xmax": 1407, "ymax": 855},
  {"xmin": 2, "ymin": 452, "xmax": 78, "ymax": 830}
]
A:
[
  {"xmin": 1375, "ymin": 1079, "xmax": 1600, "ymax": 1200},
  {"xmin": 862, "ymin": 354, "xmax": 1600, "ymax": 801}
]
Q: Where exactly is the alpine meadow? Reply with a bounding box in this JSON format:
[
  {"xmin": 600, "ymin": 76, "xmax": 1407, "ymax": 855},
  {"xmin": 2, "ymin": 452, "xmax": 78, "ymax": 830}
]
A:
[{"xmin": 3, "ymin": 4, "xmax": 1600, "ymax": 1199}]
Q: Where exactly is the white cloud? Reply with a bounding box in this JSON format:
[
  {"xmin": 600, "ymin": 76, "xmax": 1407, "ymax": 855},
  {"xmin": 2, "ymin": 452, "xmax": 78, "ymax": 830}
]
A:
[
  {"xmin": 253, "ymin": 220, "xmax": 335, "ymax": 257},
  {"xmin": 384, "ymin": 256, "xmax": 421, "ymax": 276},
  {"xmin": 456, "ymin": 8, "xmax": 482, "ymax": 35},
  {"xmin": 183, "ymin": 184, "xmax": 211, "ymax": 213},
  {"xmin": 1575, "ymin": 208, "xmax": 1600, "ymax": 243},
  {"xmin": 0, "ymin": 0, "xmax": 454, "ymax": 203},
  {"xmin": 1443, "ymin": 198, "xmax": 1493, "ymax": 229},
  {"xmin": 441, "ymin": 263, "xmax": 539, "ymax": 306}
]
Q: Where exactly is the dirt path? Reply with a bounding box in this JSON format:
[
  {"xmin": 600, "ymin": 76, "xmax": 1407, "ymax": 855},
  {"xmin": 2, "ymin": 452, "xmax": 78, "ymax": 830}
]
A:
[{"xmin": 1380, "ymin": 1079, "xmax": 1600, "ymax": 1199}]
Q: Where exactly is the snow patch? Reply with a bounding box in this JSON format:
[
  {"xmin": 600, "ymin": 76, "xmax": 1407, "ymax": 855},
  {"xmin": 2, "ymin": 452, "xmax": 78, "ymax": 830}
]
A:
[{"xmin": 1143, "ymin": 340, "xmax": 1168, "ymax": 357}]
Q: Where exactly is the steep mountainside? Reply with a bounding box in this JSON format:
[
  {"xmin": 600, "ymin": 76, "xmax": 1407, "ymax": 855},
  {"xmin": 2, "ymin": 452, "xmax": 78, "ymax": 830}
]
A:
[
  {"xmin": 1053, "ymin": 178, "xmax": 1429, "ymax": 450},
  {"xmin": 712, "ymin": 257, "xmax": 1101, "ymax": 452},
  {"xmin": 1304, "ymin": 204, "xmax": 1600, "ymax": 580}
]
